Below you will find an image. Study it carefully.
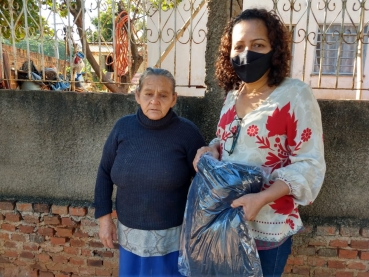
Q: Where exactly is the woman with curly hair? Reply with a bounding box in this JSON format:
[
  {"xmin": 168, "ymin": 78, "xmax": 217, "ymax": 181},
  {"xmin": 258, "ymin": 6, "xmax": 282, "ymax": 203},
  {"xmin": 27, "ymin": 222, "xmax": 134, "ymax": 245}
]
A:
[{"xmin": 193, "ymin": 8, "xmax": 326, "ymax": 276}]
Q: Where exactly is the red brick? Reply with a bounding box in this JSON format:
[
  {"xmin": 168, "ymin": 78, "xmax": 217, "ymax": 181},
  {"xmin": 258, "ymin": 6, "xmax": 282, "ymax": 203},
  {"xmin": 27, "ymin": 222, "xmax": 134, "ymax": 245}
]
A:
[
  {"xmin": 0, "ymin": 256, "xmax": 10, "ymax": 263},
  {"xmin": 69, "ymin": 257, "xmax": 85, "ymax": 266},
  {"xmin": 103, "ymin": 260, "xmax": 119, "ymax": 268},
  {"xmin": 64, "ymin": 246, "xmax": 80, "ymax": 255},
  {"xmin": 359, "ymin": 251, "xmax": 369, "ymax": 260},
  {"xmin": 52, "ymin": 205, "xmax": 69, "ymax": 215},
  {"xmin": 336, "ymin": 271, "xmax": 354, "ymax": 277},
  {"xmin": 313, "ymin": 268, "xmax": 335, "ymax": 276},
  {"xmin": 5, "ymin": 212, "xmax": 21, "ymax": 222},
  {"xmin": 45, "ymin": 263, "xmax": 66, "ymax": 271},
  {"xmin": 329, "ymin": 239, "xmax": 349, "ymax": 247},
  {"xmin": 340, "ymin": 226, "xmax": 360, "ymax": 237},
  {"xmin": 50, "ymin": 237, "xmax": 67, "ymax": 245},
  {"xmin": 55, "ymin": 273, "xmax": 71, "ymax": 277},
  {"xmin": 338, "ymin": 249, "xmax": 358, "ymax": 259},
  {"xmin": 19, "ymin": 224, "xmax": 35, "ymax": 233},
  {"xmin": 297, "ymin": 246, "xmax": 316, "ymax": 256},
  {"xmin": 44, "ymin": 215, "xmax": 60, "ymax": 225},
  {"xmin": 38, "ymin": 227, "xmax": 55, "ymax": 236},
  {"xmin": 292, "ymin": 266, "xmax": 310, "ymax": 275},
  {"xmin": 4, "ymin": 249, "xmax": 18, "ymax": 257},
  {"xmin": 70, "ymin": 239, "xmax": 85, "ymax": 247},
  {"xmin": 52, "ymin": 254, "xmax": 69, "ymax": 263},
  {"xmin": 112, "ymin": 268, "xmax": 119, "ymax": 276},
  {"xmin": 1, "ymin": 223, "xmax": 16, "ymax": 231},
  {"xmin": 4, "ymin": 241, "xmax": 17, "ymax": 248},
  {"xmin": 358, "ymin": 273, "xmax": 369, "ymax": 277},
  {"xmin": 95, "ymin": 268, "xmax": 112, "ymax": 276},
  {"xmin": 56, "ymin": 227, "xmax": 74, "ymax": 237},
  {"xmin": 16, "ymin": 203, "xmax": 33, "ymax": 212},
  {"xmin": 74, "ymin": 229, "xmax": 89, "ymax": 238},
  {"xmin": 307, "ymin": 257, "xmax": 327, "ymax": 267},
  {"xmin": 361, "ymin": 228, "xmax": 369, "ymax": 238},
  {"xmin": 316, "ymin": 225, "xmax": 337, "ymax": 236},
  {"xmin": 350, "ymin": 239, "xmax": 369, "ymax": 249},
  {"xmin": 0, "ymin": 200, "xmax": 16, "ymax": 210},
  {"xmin": 20, "ymin": 251, "xmax": 35, "ymax": 259},
  {"xmin": 328, "ymin": 260, "xmax": 346, "ymax": 269},
  {"xmin": 89, "ymin": 241, "xmax": 104, "ymax": 248},
  {"xmin": 346, "ymin": 261, "xmax": 367, "ymax": 270},
  {"xmin": 78, "ymin": 266, "xmax": 96, "ymax": 275},
  {"xmin": 23, "ymin": 243, "xmax": 39, "ymax": 251},
  {"xmin": 94, "ymin": 250, "xmax": 114, "ymax": 258},
  {"xmin": 39, "ymin": 271, "xmax": 55, "ymax": 277},
  {"xmin": 0, "ymin": 213, "xmax": 4, "ymax": 220},
  {"xmin": 87, "ymin": 259, "xmax": 103, "ymax": 267},
  {"xmin": 61, "ymin": 217, "xmax": 77, "ymax": 227},
  {"xmin": 33, "ymin": 203, "xmax": 50, "ymax": 213},
  {"xmin": 81, "ymin": 248, "xmax": 93, "ymax": 256},
  {"xmin": 23, "ymin": 214, "xmax": 40, "ymax": 224},
  {"xmin": 37, "ymin": 253, "xmax": 51, "ymax": 263},
  {"xmin": 69, "ymin": 207, "xmax": 87, "ymax": 216},
  {"xmin": 317, "ymin": 248, "xmax": 337, "ymax": 257},
  {"xmin": 11, "ymin": 233, "xmax": 27, "ymax": 241},
  {"xmin": 309, "ymin": 238, "xmax": 328, "ymax": 246},
  {"xmin": 0, "ymin": 232, "xmax": 10, "ymax": 241}
]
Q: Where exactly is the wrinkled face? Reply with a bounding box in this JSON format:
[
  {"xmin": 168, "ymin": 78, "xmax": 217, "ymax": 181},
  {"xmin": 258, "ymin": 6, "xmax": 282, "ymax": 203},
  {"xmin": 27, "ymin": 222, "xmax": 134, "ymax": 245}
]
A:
[
  {"xmin": 230, "ymin": 19, "xmax": 272, "ymax": 58},
  {"xmin": 135, "ymin": 75, "xmax": 177, "ymax": 120}
]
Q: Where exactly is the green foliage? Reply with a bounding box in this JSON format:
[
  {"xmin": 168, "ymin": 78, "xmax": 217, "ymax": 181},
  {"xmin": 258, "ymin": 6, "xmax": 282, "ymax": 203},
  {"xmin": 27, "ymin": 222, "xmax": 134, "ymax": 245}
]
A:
[
  {"xmin": 150, "ymin": 0, "xmax": 183, "ymax": 11},
  {"xmin": 0, "ymin": 0, "xmax": 53, "ymax": 42}
]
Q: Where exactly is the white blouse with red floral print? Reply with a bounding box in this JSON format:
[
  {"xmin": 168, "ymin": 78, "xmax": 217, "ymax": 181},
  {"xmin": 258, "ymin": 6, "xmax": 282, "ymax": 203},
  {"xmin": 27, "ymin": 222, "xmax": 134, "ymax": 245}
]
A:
[{"xmin": 214, "ymin": 77, "xmax": 326, "ymax": 247}]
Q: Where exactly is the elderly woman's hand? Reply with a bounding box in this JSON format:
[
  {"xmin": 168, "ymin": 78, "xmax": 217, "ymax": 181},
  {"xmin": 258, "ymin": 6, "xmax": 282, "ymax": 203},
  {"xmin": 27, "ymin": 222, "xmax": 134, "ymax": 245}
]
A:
[
  {"xmin": 98, "ymin": 214, "xmax": 117, "ymax": 249},
  {"xmin": 193, "ymin": 144, "xmax": 220, "ymax": 172}
]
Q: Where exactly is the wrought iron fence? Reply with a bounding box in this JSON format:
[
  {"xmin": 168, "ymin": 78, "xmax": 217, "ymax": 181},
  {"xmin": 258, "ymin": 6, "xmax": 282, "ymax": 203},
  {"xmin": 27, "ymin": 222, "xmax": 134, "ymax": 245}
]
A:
[
  {"xmin": 264, "ymin": 0, "xmax": 369, "ymax": 98},
  {"xmin": 0, "ymin": 0, "xmax": 208, "ymax": 95},
  {"xmin": 1, "ymin": 0, "xmax": 369, "ymax": 98}
]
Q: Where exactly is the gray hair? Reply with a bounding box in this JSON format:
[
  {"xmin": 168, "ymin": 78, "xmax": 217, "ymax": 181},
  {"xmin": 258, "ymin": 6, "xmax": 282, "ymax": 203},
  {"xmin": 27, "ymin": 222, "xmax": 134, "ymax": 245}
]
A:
[{"xmin": 137, "ymin": 67, "xmax": 176, "ymax": 94}]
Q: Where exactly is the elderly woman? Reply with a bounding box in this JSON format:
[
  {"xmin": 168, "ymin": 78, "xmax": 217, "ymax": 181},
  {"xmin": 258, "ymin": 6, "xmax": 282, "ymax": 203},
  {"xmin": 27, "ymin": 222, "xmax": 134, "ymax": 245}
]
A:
[
  {"xmin": 94, "ymin": 67, "xmax": 205, "ymax": 276},
  {"xmin": 193, "ymin": 8, "xmax": 326, "ymax": 276}
]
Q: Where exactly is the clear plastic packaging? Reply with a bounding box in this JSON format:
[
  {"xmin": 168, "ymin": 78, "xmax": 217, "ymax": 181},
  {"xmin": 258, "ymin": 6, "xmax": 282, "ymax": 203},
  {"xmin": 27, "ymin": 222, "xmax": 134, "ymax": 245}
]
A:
[{"xmin": 179, "ymin": 154, "xmax": 263, "ymax": 277}]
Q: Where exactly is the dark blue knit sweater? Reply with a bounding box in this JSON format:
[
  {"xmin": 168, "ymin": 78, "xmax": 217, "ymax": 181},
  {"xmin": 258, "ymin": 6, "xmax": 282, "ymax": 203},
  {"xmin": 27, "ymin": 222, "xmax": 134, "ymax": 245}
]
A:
[{"xmin": 94, "ymin": 108, "xmax": 206, "ymax": 230}]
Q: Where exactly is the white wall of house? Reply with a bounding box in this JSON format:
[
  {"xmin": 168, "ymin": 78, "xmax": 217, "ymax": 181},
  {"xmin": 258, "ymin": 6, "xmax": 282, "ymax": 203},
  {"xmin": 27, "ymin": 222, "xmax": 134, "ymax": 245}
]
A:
[
  {"xmin": 244, "ymin": 0, "xmax": 369, "ymax": 100},
  {"xmin": 146, "ymin": 0, "xmax": 207, "ymax": 97}
]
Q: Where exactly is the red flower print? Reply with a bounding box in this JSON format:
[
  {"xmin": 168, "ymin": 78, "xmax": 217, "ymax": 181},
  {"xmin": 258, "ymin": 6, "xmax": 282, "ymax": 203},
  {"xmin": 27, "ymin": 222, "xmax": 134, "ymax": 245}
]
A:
[
  {"xmin": 266, "ymin": 103, "xmax": 298, "ymax": 146},
  {"xmin": 301, "ymin": 128, "xmax": 312, "ymax": 142},
  {"xmin": 247, "ymin": 125, "xmax": 259, "ymax": 136},
  {"xmin": 269, "ymin": 195, "xmax": 294, "ymax": 215},
  {"xmin": 286, "ymin": 218, "xmax": 295, "ymax": 230}
]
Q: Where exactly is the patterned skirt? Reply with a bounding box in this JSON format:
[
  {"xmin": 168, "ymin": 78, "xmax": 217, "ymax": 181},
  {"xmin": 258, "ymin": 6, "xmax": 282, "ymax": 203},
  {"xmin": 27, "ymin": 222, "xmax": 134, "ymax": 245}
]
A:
[{"xmin": 118, "ymin": 221, "xmax": 183, "ymax": 277}]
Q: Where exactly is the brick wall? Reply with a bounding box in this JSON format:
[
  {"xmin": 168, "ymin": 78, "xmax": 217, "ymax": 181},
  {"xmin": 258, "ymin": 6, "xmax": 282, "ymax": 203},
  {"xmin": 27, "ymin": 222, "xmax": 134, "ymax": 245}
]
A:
[
  {"xmin": 2, "ymin": 44, "xmax": 69, "ymax": 89},
  {"xmin": 0, "ymin": 200, "xmax": 119, "ymax": 277},
  {"xmin": 1, "ymin": 200, "xmax": 369, "ymax": 277},
  {"xmin": 284, "ymin": 225, "xmax": 369, "ymax": 276}
]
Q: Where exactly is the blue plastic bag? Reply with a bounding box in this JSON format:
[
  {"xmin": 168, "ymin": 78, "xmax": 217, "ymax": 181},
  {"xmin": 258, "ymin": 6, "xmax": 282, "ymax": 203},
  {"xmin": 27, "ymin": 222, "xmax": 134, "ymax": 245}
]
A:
[{"xmin": 178, "ymin": 154, "xmax": 263, "ymax": 277}]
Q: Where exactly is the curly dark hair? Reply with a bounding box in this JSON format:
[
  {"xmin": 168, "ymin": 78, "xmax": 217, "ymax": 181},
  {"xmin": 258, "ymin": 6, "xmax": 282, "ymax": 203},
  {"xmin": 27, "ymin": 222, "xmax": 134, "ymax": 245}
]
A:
[{"xmin": 215, "ymin": 8, "xmax": 291, "ymax": 92}]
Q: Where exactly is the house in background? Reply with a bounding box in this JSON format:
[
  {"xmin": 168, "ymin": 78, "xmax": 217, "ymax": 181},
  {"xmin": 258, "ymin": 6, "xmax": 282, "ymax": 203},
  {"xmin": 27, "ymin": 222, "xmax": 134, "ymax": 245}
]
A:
[{"xmin": 243, "ymin": 0, "xmax": 369, "ymax": 100}]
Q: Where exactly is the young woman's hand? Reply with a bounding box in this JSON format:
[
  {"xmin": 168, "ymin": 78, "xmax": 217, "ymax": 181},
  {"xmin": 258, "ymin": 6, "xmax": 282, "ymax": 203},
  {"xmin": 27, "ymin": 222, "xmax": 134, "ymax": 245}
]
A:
[
  {"xmin": 98, "ymin": 214, "xmax": 117, "ymax": 249},
  {"xmin": 231, "ymin": 180, "xmax": 291, "ymax": 221},
  {"xmin": 193, "ymin": 144, "xmax": 220, "ymax": 172}
]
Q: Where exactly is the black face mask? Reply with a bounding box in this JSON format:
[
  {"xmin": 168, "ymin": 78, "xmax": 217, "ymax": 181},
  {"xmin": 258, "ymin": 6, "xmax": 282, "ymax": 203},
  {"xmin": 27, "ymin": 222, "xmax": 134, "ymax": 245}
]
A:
[{"xmin": 231, "ymin": 50, "xmax": 273, "ymax": 83}]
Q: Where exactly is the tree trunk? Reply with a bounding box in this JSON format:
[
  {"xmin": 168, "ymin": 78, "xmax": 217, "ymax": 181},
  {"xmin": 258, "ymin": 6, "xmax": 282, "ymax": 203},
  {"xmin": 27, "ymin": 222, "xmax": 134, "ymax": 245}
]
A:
[{"xmin": 69, "ymin": 0, "xmax": 143, "ymax": 93}]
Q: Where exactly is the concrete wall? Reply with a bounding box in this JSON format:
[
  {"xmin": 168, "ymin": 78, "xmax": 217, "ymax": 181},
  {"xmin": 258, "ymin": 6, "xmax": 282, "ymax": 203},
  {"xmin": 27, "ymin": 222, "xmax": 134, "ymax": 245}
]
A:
[{"xmin": 1, "ymin": 89, "xmax": 369, "ymax": 221}]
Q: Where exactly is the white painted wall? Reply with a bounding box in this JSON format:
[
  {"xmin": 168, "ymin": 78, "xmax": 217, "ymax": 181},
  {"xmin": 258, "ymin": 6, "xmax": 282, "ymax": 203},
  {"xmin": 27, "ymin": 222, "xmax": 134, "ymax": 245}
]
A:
[
  {"xmin": 243, "ymin": 0, "xmax": 369, "ymax": 99},
  {"xmin": 146, "ymin": 0, "xmax": 207, "ymax": 97}
]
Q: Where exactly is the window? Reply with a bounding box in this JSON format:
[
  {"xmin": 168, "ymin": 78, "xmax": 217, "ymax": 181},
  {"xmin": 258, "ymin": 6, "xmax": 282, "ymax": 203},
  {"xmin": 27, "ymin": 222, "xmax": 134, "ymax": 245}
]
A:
[{"xmin": 314, "ymin": 25, "xmax": 367, "ymax": 75}]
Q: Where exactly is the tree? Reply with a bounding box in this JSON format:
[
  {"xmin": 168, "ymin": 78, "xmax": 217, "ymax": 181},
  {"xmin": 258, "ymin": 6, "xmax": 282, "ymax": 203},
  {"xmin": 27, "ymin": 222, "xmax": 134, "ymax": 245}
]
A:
[{"xmin": 0, "ymin": 0, "xmax": 53, "ymax": 42}]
